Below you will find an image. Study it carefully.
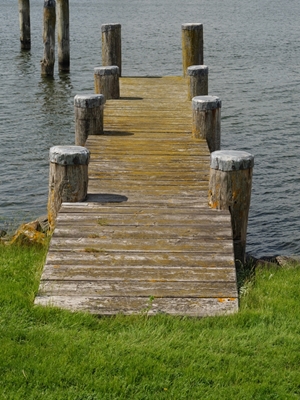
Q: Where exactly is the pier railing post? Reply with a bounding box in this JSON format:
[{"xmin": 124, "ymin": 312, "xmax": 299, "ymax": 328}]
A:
[
  {"xmin": 48, "ymin": 146, "xmax": 90, "ymax": 229},
  {"xmin": 208, "ymin": 150, "xmax": 254, "ymax": 266},
  {"xmin": 94, "ymin": 66, "xmax": 120, "ymax": 99},
  {"xmin": 101, "ymin": 24, "xmax": 122, "ymax": 76},
  {"xmin": 18, "ymin": 0, "xmax": 31, "ymax": 50},
  {"xmin": 182, "ymin": 23, "xmax": 203, "ymax": 77},
  {"xmin": 192, "ymin": 96, "xmax": 221, "ymax": 152},
  {"xmin": 57, "ymin": 0, "xmax": 70, "ymax": 72},
  {"xmin": 74, "ymin": 94, "xmax": 105, "ymax": 146},
  {"xmin": 41, "ymin": 0, "xmax": 56, "ymax": 77},
  {"xmin": 187, "ymin": 65, "xmax": 208, "ymax": 100}
]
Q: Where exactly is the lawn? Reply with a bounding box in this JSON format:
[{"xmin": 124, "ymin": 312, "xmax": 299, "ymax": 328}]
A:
[{"xmin": 0, "ymin": 242, "xmax": 299, "ymax": 399}]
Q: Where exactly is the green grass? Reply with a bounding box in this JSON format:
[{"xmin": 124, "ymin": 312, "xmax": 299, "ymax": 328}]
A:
[{"xmin": 0, "ymin": 242, "xmax": 300, "ymax": 399}]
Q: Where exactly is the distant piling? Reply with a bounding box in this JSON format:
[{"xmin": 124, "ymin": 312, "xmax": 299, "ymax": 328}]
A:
[
  {"xmin": 209, "ymin": 150, "xmax": 254, "ymax": 266},
  {"xmin": 101, "ymin": 24, "xmax": 122, "ymax": 76},
  {"xmin": 74, "ymin": 94, "xmax": 105, "ymax": 146},
  {"xmin": 192, "ymin": 96, "xmax": 221, "ymax": 153},
  {"xmin": 187, "ymin": 65, "xmax": 208, "ymax": 100},
  {"xmin": 181, "ymin": 23, "xmax": 203, "ymax": 77},
  {"xmin": 18, "ymin": 0, "xmax": 31, "ymax": 50},
  {"xmin": 57, "ymin": 0, "xmax": 70, "ymax": 72},
  {"xmin": 94, "ymin": 66, "xmax": 120, "ymax": 100},
  {"xmin": 41, "ymin": 0, "xmax": 56, "ymax": 76},
  {"xmin": 48, "ymin": 145, "xmax": 90, "ymax": 229}
]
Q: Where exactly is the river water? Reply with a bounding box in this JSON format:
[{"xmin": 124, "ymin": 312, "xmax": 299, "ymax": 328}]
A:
[{"xmin": 0, "ymin": 0, "xmax": 299, "ymax": 258}]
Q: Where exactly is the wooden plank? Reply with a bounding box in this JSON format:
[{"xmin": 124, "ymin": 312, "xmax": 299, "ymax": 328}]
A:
[
  {"xmin": 34, "ymin": 296, "xmax": 238, "ymax": 317},
  {"xmin": 38, "ymin": 280, "xmax": 237, "ymax": 298},
  {"xmin": 40, "ymin": 265, "xmax": 237, "ymax": 282}
]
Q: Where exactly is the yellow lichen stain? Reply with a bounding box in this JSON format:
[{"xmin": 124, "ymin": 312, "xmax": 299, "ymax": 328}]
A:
[
  {"xmin": 53, "ymin": 265, "xmax": 61, "ymax": 269},
  {"xmin": 84, "ymin": 248, "xmax": 104, "ymax": 253},
  {"xmin": 217, "ymin": 298, "xmax": 225, "ymax": 303}
]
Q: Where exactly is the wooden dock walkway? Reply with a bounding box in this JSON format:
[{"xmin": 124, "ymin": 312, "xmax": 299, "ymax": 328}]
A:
[{"xmin": 35, "ymin": 76, "xmax": 238, "ymax": 316}]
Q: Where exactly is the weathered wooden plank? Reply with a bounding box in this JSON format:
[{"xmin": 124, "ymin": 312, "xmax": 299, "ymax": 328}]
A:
[
  {"xmin": 34, "ymin": 296, "xmax": 238, "ymax": 317},
  {"xmin": 40, "ymin": 265, "xmax": 237, "ymax": 282},
  {"xmin": 38, "ymin": 280, "xmax": 237, "ymax": 298},
  {"xmin": 45, "ymin": 251, "xmax": 235, "ymax": 268}
]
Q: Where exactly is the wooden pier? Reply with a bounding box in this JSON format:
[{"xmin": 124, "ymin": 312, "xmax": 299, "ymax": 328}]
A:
[{"xmin": 35, "ymin": 76, "xmax": 238, "ymax": 316}]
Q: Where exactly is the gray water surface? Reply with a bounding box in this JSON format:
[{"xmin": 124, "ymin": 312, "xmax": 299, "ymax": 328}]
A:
[{"xmin": 0, "ymin": 0, "xmax": 300, "ymax": 258}]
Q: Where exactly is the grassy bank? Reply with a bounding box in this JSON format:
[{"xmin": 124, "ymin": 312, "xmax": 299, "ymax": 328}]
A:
[{"xmin": 0, "ymin": 242, "xmax": 299, "ymax": 399}]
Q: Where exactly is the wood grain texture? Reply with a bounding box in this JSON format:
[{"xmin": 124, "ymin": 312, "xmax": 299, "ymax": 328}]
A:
[{"xmin": 35, "ymin": 76, "xmax": 238, "ymax": 316}]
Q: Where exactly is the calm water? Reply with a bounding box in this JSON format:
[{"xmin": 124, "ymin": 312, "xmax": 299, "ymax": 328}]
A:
[{"xmin": 0, "ymin": 0, "xmax": 299, "ymax": 258}]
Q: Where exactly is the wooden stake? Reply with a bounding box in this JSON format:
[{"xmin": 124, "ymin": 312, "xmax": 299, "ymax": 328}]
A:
[
  {"xmin": 192, "ymin": 96, "xmax": 221, "ymax": 152},
  {"xmin": 181, "ymin": 23, "xmax": 203, "ymax": 77},
  {"xmin": 18, "ymin": 0, "xmax": 31, "ymax": 50},
  {"xmin": 208, "ymin": 150, "xmax": 254, "ymax": 266},
  {"xmin": 187, "ymin": 65, "xmax": 208, "ymax": 100},
  {"xmin": 48, "ymin": 145, "xmax": 90, "ymax": 229},
  {"xmin": 57, "ymin": 0, "xmax": 70, "ymax": 72},
  {"xmin": 74, "ymin": 94, "xmax": 105, "ymax": 146},
  {"xmin": 41, "ymin": 0, "xmax": 56, "ymax": 77},
  {"xmin": 101, "ymin": 24, "xmax": 122, "ymax": 76},
  {"xmin": 94, "ymin": 66, "xmax": 120, "ymax": 99}
]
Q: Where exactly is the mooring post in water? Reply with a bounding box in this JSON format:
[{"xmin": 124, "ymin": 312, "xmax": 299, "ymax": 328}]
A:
[
  {"xmin": 101, "ymin": 24, "xmax": 122, "ymax": 76},
  {"xmin": 18, "ymin": 0, "xmax": 31, "ymax": 50},
  {"xmin": 41, "ymin": 0, "xmax": 56, "ymax": 76},
  {"xmin": 192, "ymin": 96, "xmax": 221, "ymax": 152},
  {"xmin": 208, "ymin": 150, "xmax": 254, "ymax": 266},
  {"xmin": 94, "ymin": 66, "xmax": 120, "ymax": 99},
  {"xmin": 48, "ymin": 145, "xmax": 90, "ymax": 229},
  {"xmin": 187, "ymin": 65, "xmax": 208, "ymax": 100},
  {"xmin": 181, "ymin": 23, "xmax": 203, "ymax": 77},
  {"xmin": 57, "ymin": 0, "xmax": 70, "ymax": 72},
  {"xmin": 74, "ymin": 94, "xmax": 105, "ymax": 146}
]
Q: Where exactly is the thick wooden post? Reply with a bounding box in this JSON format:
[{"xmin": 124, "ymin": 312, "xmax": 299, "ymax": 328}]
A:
[
  {"xmin": 187, "ymin": 65, "xmax": 208, "ymax": 100},
  {"xmin": 48, "ymin": 145, "xmax": 90, "ymax": 229},
  {"xmin": 208, "ymin": 150, "xmax": 254, "ymax": 266},
  {"xmin": 74, "ymin": 94, "xmax": 105, "ymax": 146},
  {"xmin": 192, "ymin": 96, "xmax": 221, "ymax": 152},
  {"xmin": 94, "ymin": 66, "xmax": 120, "ymax": 99},
  {"xmin": 41, "ymin": 0, "xmax": 56, "ymax": 77},
  {"xmin": 182, "ymin": 23, "xmax": 203, "ymax": 77},
  {"xmin": 57, "ymin": 0, "xmax": 70, "ymax": 72},
  {"xmin": 18, "ymin": 0, "xmax": 31, "ymax": 50},
  {"xmin": 101, "ymin": 24, "xmax": 122, "ymax": 76}
]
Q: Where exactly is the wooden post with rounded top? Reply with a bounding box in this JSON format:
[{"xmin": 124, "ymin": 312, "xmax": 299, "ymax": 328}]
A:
[
  {"xmin": 182, "ymin": 23, "xmax": 203, "ymax": 77},
  {"xmin": 208, "ymin": 150, "xmax": 254, "ymax": 266},
  {"xmin": 48, "ymin": 145, "xmax": 90, "ymax": 229},
  {"xmin": 74, "ymin": 94, "xmax": 105, "ymax": 146},
  {"xmin": 18, "ymin": 0, "xmax": 31, "ymax": 50},
  {"xmin": 41, "ymin": 0, "xmax": 56, "ymax": 76},
  {"xmin": 94, "ymin": 66, "xmax": 120, "ymax": 99},
  {"xmin": 57, "ymin": 0, "xmax": 70, "ymax": 72},
  {"xmin": 192, "ymin": 96, "xmax": 221, "ymax": 152},
  {"xmin": 101, "ymin": 24, "xmax": 122, "ymax": 76},
  {"xmin": 187, "ymin": 65, "xmax": 208, "ymax": 100}
]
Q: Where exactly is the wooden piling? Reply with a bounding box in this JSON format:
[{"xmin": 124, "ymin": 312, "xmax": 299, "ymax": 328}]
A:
[
  {"xmin": 101, "ymin": 24, "xmax": 122, "ymax": 76},
  {"xmin": 208, "ymin": 150, "xmax": 254, "ymax": 266},
  {"xmin": 41, "ymin": 0, "xmax": 56, "ymax": 77},
  {"xmin": 94, "ymin": 66, "xmax": 120, "ymax": 99},
  {"xmin": 48, "ymin": 145, "xmax": 90, "ymax": 229},
  {"xmin": 74, "ymin": 94, "xmax": 105, "ymax": 146},
  {"xmin": 18, "ymin": 0, "xmax": 31, "ymax": 50},
  {"xmin": 187, "ymin": 65, "xmax": 208, "ymax": 100},
  {"xmin": 192, "ymin": 96, "xmax": 221, "ymax": 153},
  {"xmin": 182, "ymin": 23, "xmax": 203, "ymax": 77},
  {"xmin": 57, "ymin": 0, "xmax": 70, "ymax": 72}
]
